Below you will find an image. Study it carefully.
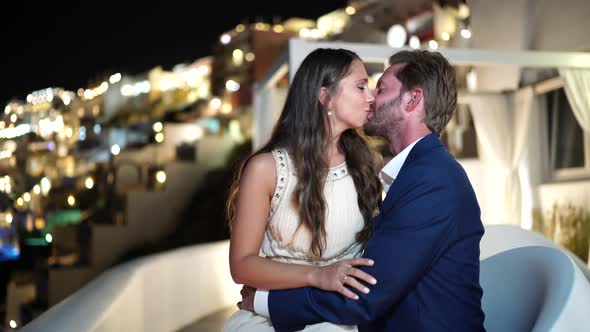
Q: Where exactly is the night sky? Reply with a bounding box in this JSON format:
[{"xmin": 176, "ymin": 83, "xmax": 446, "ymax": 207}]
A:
[{"xmin": 1, "ymin": 0, "xmax": 348, "ymax": 105}]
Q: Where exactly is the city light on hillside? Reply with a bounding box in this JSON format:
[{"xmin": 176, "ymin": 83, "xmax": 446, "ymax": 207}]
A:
[
  {"xmin": 152, "ymin": 122, "xmax": 163, "ymax": 132},
  {"xmin": 111, "ymin": 144, "xmax": 120, "ymax": 155},
  {"xmin": 67, "ymin": 195, "xmax": 76, "ymax": 206},
  {"xmin": 41, "ymin": 177, "xmax": 51, "ymax": 195},
  {"xmin": 226, "ymin": 80, "xmax": 240, "ymax": 92},
  {"xmin": 85, "ymin": 177, "xmax": 94, "ymax": 189},
  {"xmin": 220, "ymin": 33, "xmax": 231, "ymax": 44},
  {"xmin": 210, "ymin": 98, "xmax": 221, "ymax": 110},
  {"xmin": 109, "ymin": 73, "xmax": 122, "ymax": 84},
  {"xmin": 155, "ymin": 132, "xmax": 164, "ymax": 143}
]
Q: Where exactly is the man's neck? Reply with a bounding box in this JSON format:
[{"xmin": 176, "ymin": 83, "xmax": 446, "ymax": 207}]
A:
[{"xmin": 389, "ymin": 127, "xmax": 432, "ymax": 155}]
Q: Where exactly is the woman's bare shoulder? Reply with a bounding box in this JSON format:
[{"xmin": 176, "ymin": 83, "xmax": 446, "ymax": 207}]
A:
[{"xmin": 240, "ymin": 152, "xmax": 277, "ymax": 192}]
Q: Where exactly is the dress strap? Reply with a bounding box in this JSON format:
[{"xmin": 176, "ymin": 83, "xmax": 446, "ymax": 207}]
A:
[{"xmin": 269, "ymin": 148, "xmax": 291, "ymax": 218}]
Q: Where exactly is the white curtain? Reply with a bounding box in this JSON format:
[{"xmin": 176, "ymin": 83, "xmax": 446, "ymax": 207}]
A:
[
  {"xmin": 559, "ymin": 69, "xmax": 590, "ymax": 134},
  {"xmin": 466, "ymin": 87, "xmax": 534, "ymax": 225}
]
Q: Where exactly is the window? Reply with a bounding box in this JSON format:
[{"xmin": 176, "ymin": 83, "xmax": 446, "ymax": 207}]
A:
[{"xmin": 546, "ymin": 88, "xmax": 590, "ymax": 178}]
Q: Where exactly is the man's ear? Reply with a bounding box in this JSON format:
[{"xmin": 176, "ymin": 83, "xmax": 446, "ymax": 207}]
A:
[{"xmin": 405, "ymin": 88, "xmax": 423, "ymax": 113}]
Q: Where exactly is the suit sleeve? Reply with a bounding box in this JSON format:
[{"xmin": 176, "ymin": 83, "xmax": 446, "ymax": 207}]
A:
[{"xmin": 268, "ymin": 180, "xmax": 457, "ymax": 332}]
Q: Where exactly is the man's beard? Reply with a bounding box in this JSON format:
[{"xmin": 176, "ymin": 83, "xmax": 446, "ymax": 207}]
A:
[{"xmin": 364, "ymin": 95, "xmax": 403, "ymax": 138}]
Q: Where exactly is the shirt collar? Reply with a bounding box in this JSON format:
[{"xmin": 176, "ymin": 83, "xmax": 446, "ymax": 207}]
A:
[{"xmin": 380, "ymin": 136, "xmax": 425, "ymax": 186}]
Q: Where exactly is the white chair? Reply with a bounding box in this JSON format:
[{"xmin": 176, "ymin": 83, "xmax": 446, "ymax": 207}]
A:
[
  {"xmin": 481, "ymin": 224, "xmax": 590, "ymax": 282},
  {"xmin": 480, "ymin": 246, "xmax": 590, "ymax": 332}
]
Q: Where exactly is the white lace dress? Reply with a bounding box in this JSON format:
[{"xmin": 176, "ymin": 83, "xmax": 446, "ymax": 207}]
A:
[{"xmin": 222, "ymin": 147, "xmax": 365, "ymax": 331}]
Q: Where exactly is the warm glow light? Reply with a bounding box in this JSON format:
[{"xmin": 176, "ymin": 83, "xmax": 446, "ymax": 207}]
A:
[
  {"xmin": 45, "ymin": 233, "xmax": 53, "ymax": 243},
  {"xmin": 152, "ymin": 121, "xmax": 163, "ymax": 132},
  {"xmin": 387, "ymin": 24, "xmax": 407, "ymax": 48},
  {"xmin": 236, "ymin": 24, "xmax": 245, "ymax": 32},
  {"xmin": 9, "ymin": 320, "xmax": 17, "ymax": 328},
  {"xmin": 155, "ymin": 132, "xmax": 164, "ymax": 143},
  {"xmin": 429, "ymin": 40, "xmax": 439, "ymax": 50},
  {"xmin": 109, "ymin": 73, "xmax": 122, "ymax": 84},
  {"xmin": 155, "ymin": 170, "xmax": 167, "ymax": 183},
  {"xmin": 441, "ymin": 32, "xmax": 450, "ymax": 41},
  {"xmin": 10, "ymin": 114, "xmax": 17, "ymax": 123},
  {"xmin": 111, "ymin": 144, "xmax": 120, "ymax": 155},
  {"xmin": 85, "ymin": 177, "xmax": 94, "ymax": 189},
  {"xmin": 84, "ymin": 89, "xmax": 94, "ymax": 99},
  {"xmin": 67, "ymin": 195, "xmax": 76, "ymax": 206},
  {"xmin": 273, "ymin": 25, "xmax": 284, "ymax": 33},
  {"xmin": 6, "ymin": 213, "xmax": 12, "ymax": 224},
  {"xmin": 409, "ymin": 35, "xmax": 421, "ymax": 49},
  {"xmin": 461, "ymin": 28, "xmax": 472, "ymax": 39},
  {"xmin": 345, "ymin": 6, "xmax": 356, "ymax": 15},
  {"xmin": 245, "ymin": 52, "xmax": 255, "ymax": 62},
  {"xmin": 23, "ymin": 192, "xmax": 31, "ymax": 202},
  {"xmin": 33, "ymin": 185, "xmax": 41, "ymax": 194},
  {"xmin": 17, "ymin": 197, "xmax": 23, "ymax": 206},
  {"xmin": 65, "ymin": 127, "xmax": 74, "ymax": 138}
]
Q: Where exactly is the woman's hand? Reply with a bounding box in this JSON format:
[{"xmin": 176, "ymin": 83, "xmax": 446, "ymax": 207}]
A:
[{"xmin": 309, "ymin": 258, "xmax": 377, "ymax": 300}]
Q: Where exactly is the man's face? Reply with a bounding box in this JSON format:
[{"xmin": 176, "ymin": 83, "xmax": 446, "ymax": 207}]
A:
[{"xmin": 364, "ymin": 64, "xmax": 405, "ymax": 137}]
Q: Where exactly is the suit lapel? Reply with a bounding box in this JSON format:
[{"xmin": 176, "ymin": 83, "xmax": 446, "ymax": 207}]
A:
[{"xmin": 378, "ymin": 134, "xmax": 443, "ymax": 216}]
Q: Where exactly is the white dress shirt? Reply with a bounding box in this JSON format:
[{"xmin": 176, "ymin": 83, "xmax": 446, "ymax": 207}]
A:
[{"xmin": 253, "ymin": 136, "xmax": 426, "ymax": 318}]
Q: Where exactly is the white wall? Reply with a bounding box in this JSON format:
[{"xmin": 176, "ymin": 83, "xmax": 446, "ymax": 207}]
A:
[
  {"xmin": 29, "ymin": 241, "xmax": 241, "ymax": 332},
  {"xmin": 531, "ymin": 0, "xmax": 590, "ymax": 51}
]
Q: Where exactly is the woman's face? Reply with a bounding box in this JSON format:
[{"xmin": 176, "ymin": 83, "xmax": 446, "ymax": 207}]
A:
[{"xmin": 328, "ymin": 59, "xmax": 375, "ymax": 133}]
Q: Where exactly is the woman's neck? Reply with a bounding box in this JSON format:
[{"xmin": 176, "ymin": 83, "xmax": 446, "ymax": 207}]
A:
[{"xmin": 327, "ymin": 135, "xmax": 345, "ymax": 167}]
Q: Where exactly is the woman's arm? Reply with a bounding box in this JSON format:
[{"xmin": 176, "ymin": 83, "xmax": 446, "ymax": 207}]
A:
[{"xmin": 229, "ymin": 153, "xmax": 375, "ymax": 299}]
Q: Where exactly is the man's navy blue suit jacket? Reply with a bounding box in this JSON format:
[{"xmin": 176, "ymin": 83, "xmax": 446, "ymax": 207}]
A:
[{"xmin": 268, "ymin": 134, "xmax": 486, "ymax": 331}]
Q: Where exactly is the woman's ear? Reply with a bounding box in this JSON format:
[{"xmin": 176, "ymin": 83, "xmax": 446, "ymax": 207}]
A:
[{"xmin": 319, "ymin": 87, "xmax": 329, "ymax": 107}]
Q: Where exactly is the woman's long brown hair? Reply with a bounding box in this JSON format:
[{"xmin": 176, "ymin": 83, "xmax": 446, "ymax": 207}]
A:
[{"xmin": 227, "ymin": 48, "xmax": 381, "ymax": 260}]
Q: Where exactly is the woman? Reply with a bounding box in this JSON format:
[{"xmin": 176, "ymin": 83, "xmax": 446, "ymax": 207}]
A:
[{"xmin": 223, "ymin": 48, "xmax": 382, "ymax": 331}]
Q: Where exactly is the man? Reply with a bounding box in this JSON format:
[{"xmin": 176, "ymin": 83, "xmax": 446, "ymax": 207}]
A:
[{"xmin": 241, "ymin": 50, "xmax": 486, "ymax": 331}]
